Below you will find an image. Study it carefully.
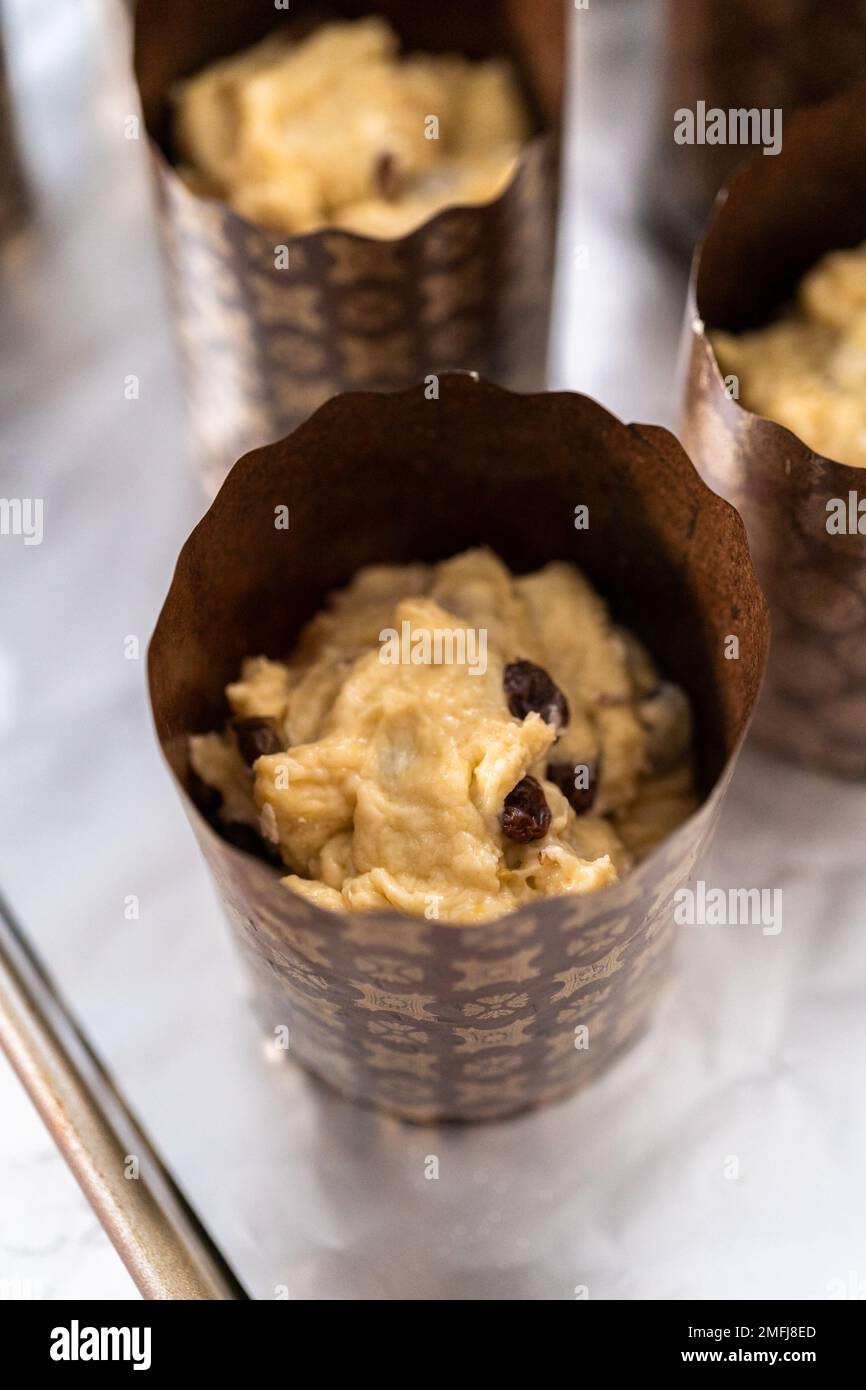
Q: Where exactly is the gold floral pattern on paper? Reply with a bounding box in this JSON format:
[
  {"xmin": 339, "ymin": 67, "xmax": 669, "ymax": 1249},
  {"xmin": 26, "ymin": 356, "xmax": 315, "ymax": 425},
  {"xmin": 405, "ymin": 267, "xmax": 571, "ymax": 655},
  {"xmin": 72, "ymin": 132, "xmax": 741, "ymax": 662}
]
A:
[
  {"xmin": 452, "ymin": 948, "xmax": 541, "ymax": 992},
  {"xmin": 152, "ymin": 137, "xmax": 556, "ymax": 495}
]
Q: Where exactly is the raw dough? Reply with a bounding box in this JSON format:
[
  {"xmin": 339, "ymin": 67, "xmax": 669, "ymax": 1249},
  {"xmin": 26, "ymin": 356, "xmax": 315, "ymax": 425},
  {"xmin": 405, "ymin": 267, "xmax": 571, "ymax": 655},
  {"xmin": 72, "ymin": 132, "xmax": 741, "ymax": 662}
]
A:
[
  {"xmin": 190, "ymin": 550, "xmax": 696, "ymax": 923},
  {"xmin": 713, "ymin": 240, "xmax": 866, "ymax": 468},
  {"xmin": 173, "ymin": 18, "xmax": 529, "ymax": 238}
]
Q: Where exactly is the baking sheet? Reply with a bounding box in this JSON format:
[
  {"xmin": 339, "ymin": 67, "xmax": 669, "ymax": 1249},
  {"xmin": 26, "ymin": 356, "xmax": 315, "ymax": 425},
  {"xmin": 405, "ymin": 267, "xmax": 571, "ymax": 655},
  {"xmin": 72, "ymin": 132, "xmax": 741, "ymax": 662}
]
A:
[{"xmin": 1, "ymin": 0, "xmax": 865, "ymax": 1299}]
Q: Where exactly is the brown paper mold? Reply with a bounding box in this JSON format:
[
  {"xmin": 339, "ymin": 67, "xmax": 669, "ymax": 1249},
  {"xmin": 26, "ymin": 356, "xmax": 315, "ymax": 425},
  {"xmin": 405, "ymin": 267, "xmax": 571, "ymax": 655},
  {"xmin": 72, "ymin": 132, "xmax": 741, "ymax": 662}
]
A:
[
  {"xmin": 148, "ymin": 374, "xmax": 768, "ymax": 1123},
  {"xmin": 680, "ymin": 82, "xmax": 866, "ymax": 779},
  {"xmin": 649, "ymin": 0, "xmax": 866, "ymax": 255},
  {"xmin": 132, "ymin": 0, "xmax": 564, "ymax": 496},
  {"xmin": 0, "ymin": 34, "xmax": 31, "ymax": 244}
]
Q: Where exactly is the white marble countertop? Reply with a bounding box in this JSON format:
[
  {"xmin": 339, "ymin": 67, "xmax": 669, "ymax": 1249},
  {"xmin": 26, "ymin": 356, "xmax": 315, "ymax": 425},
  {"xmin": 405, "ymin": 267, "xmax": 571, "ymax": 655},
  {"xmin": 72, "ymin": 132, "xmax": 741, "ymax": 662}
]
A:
[{"xmin": 1, "ymin": 0, "xmax": 865, "ymax": 1301}]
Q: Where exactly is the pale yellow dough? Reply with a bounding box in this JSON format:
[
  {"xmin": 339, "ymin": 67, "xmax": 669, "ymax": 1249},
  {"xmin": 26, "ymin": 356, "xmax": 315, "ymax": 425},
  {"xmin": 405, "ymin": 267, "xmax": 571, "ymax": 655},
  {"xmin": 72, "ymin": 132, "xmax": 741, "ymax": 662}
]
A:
[
  {"xmin": 173, "ymin": 18, "xmax": 529, "ymax": 238},
  {"xmin": 190, "ymin": 551, "xmax": 696, "ymax": 923},
  {"xmin": 712, "ymin": 240, "xmax": 866, "ymax": 468}
]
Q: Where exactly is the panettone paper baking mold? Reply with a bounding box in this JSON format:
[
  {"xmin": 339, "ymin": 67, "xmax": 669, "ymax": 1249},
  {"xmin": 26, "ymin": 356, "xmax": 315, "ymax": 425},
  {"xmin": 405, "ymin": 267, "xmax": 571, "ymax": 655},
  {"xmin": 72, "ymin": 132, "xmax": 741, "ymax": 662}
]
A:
[
  {"xmin": 680, "ymin": 81, "xmax": 866, "ymax": 778},
  {"xmin": 133, "ymin": 0, "xmax": 564, "ymax": 494},
  {"xmin": 649, "ymin": 0, "xmax": 866, "ymax": 255},
  {"xmin": 148, "ymin": 375, "xmax": 769, "ymax": 1122}
]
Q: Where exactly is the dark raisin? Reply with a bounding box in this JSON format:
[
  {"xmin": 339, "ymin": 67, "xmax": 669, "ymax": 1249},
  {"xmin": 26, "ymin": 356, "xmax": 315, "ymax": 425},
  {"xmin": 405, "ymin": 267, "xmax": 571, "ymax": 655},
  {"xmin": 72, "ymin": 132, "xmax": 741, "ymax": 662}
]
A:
[
  {"xmin": 233, "ymin": 716, "xmax": 284, "ymax": 766},
  {"xmin": 188, "ymin": 766, "xmax": 222, "ymax": 819},
  {"xmin": 188, "ymin": 769, "xmax": 281, "ymax": 867},
  {"xmin": 373, "ymin": 151, "xmax": 401, "ymax": 200},
  {"xmin": 221, "ymin": 819, "xmax": 282, "ymax": 866},
  {"xmin": 547, "ymin": 760, "xmax": 597, "ymax": 815},
  {"xmin": 504, "ymin": 659, "xmax": 569, "ymax": 732},
  {"xmin": 501, "ymin": 775, "xmax": 551, "ymax": 843}
]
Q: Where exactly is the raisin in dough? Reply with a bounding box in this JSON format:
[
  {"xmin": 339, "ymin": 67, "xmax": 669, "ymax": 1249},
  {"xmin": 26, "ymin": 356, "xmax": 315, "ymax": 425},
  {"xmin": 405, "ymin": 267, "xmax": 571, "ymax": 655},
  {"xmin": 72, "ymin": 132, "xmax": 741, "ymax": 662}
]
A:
[
  {"xmin": 173, "ymin": 17, "xmax": 529, "ymax": 238},
  {"xmin": 190, "ymin": 550, "xmax": 696, "ymax": 923}
]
